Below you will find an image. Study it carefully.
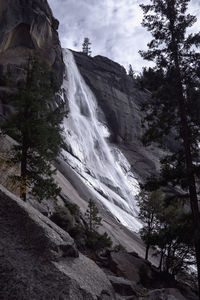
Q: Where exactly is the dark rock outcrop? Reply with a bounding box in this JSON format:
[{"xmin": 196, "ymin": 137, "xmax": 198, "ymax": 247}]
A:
[
  {"xmin": 107, "ymin": 251, "xmax": 198, "ymax": 300},
  {"xmin": 0, "ymin": 0, "xmax": 64, "ymax": 84},
  {"xmin": 0, "ymin": 0, "xmax": 64, "ymax": 121},
  {"xmin": 109, "ymin": 276, "xmax": 137, "ymax": 296},
  {"xmin": 109, "ymin": 251, "xmax": 153, "ymax": 285},
  {"xmin": 0, "ymin": 186, "xmax": 115, "ymax": 300}
]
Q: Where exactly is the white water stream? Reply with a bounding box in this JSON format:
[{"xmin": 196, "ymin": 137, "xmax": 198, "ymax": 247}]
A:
[{"xmin": 61, "ymin": 49, "xmax": 142, "ymax": 231}]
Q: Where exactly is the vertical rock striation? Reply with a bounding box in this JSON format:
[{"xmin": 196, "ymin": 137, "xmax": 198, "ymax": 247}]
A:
[
  {"xmin": 73, "ymin": 51, "xmax": 162, "ymax": 181},
  {"xmin": 0, "ymin": 0, "xmax": 64, "ymax": 120},
  {"xmin": 0, "ymin": 0, "xmax": 64, "ymax": 84}
]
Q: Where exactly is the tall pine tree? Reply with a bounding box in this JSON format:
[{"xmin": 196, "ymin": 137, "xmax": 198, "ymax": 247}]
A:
[
  {"xmin": 1, "ymin": 56, "xmax": 65, "ymax": 202},
  {"xmin": 139, "ymin": 0, "xmax": 200, "ymax": 295},
  {"xmin": 82, "ymin": 37, "xmax": 92, "ymax": 56}
]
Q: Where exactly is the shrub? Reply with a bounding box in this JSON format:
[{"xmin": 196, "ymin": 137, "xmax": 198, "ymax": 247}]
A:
[
  {"xmin": 50, "ymin": 206, "xmax": 75, "ymax": 232},
  {"xmin": 86, "ymin": 231, "xmax": 112, "ymax": 250},
  {"xmin": 69, "ymin": 225, "xmax": 87, "ymax": 250},
  {"xmin": 65, "ymin": 202, "xmax": 80, "ymax": 217}
]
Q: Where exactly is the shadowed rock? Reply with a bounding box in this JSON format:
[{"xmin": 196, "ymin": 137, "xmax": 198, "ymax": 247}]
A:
[
  {"xmin": 0, "ymin": 0, "xmax": 64, "ymax": 84},
  {"xmin": 0, "ymin": 186, "xmax": 115, "ymax": 300}
]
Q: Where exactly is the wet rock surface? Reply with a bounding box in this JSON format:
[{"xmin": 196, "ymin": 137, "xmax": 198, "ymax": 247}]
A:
[
  {"xmin": 73, "ymin": 51, "xmax": 146, "ymax": 144},
  {"xmin": 73, "ymin": 51, "xmax": 163, "ymax": 182}
]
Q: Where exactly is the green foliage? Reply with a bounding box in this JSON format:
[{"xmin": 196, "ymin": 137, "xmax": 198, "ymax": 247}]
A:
[
  {"xmin": 85, "ymin": 230, "xmax": 112, "ymax": 250},
  {"xmin": 139, "ymin": 0, "xmax": 200, "ymax": 185},
  {"xmin": 138, "ymin": 67, "xmax": 165, "ymax": 92},
  {"xmin": 65, "ymin": 201, "xmax": 80, "ymax": 218},
  {"xmin": 138, "ymin": 189, "xmax": 195, "ymax": 275},
  {"xmin": 50, "ymin": 206, "xmax": 75, "ymax": 232},
  {"xmin": 50, "ymin": 200, "xmax": 112, "ymax": 252},
  {"xmin": 139, "ymin": 0, "xmax": 200, "ymax": 288},
  {"xmin": 85, "ymin": 199, "xmax": 102, "ymax": 231},
  {"xmin": 98, "ymin": 232, "xmax": 113, "ymax": 249},
  {"xmin": 82, "ymin": 37, "xmax": 92, "ymax": 56},
  {"xmin": 69, "ymin": 224, "xmax": 87, "ymax": 250},
  {"xmin": 137, "ymin": 189, "xmax": 164, "ymax": 260},
  {"xmin": 84, "ymin": 199, "xmax": 112, "ymax": 250},
  {"xmin": 0, "ymin": 56, "xmax": 66, "ymax": 202},
  {"xmin": 128, "ymin": 64, "xmax": 135, "ymax": 78}
]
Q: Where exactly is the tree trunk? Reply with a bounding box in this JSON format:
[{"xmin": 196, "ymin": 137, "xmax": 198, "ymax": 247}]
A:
[
  {"xmin": 195, "ymin": 237, "xmax": 200, "ymax": 299},
  {"xmin": 20, "ymin": 139, "xmax": 28, "ymax": 202},
  {"xmin": 159, "ymin": 249, "xmax": 164, "ymax": 272},
  {"xmin": 165, "ymin": 244, "xmax": 172, "ymax": 274},
  {"xmin": 169, "ymin": 14, "xmax": 200, "ymax": 296},
  {"xmin": 175, "ymin": 64, "xmax": 200, "ymax": 299},
  {"xmin": 145, "ymin": 243, "xmax": 150, "ymax": 260}
]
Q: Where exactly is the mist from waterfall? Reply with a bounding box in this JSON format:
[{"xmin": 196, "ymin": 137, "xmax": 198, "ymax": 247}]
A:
[{"xmin": 61, "ymin": 49, "xmax": 142, "ymax": 231}]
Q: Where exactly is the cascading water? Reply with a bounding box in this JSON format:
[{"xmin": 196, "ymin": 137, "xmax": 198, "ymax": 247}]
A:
[{"xmin": 61, "ymin": 49, "xmax": 142, "ymax": 231}]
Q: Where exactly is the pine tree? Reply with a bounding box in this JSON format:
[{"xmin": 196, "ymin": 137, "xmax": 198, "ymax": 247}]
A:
[
  {"xmin": 139, "ymin": 0, "xmax": 200, "ymax": 294},
  {"xmin": 155, "ymin": 201, "xmax": 194, "ymax": 276},
  {"xmin": 137, "ymin": 189, "xmax": 164, "ymax": 260},
  {"xmin": 1, "ymin": 56, "xmax": 65, "ymax": 202},
  {"xmin": 85, "ymin": 199, "xmax": 102, "ymax": 231},
  {"xmin": 138, "ymin": 190, "xmax": 194, "ymax": 275},
  {"xmin": 128, "ymin": 64, "xmax": 134, "ymax": 78},
  {"xmin": 82, "ymin": 37, "xmax": 92, "ymax": 56}
]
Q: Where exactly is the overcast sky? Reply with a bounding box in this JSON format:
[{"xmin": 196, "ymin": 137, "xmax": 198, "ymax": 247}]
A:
[{"xmin": 48, "ymin": 0, "xmax": 200, "ymax": 73}]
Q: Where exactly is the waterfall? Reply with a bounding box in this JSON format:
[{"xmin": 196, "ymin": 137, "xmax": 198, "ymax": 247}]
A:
[{"xmin": 61, "ymin": 49, "xmax": 142, "ymax": 231}]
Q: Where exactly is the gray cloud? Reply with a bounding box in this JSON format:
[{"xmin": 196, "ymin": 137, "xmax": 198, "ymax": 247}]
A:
[{"xmin": 48, "ymin": 0, "xmax": 200, "ymax": 73}]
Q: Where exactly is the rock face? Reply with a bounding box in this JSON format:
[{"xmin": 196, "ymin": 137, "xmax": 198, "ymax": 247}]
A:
[
  {"xmin": 0, "ymin": 0, "xmax": 64, "ymax": 121},
  {"xmin": 0, "ymin": 0, "xmax": 64, "ymax": 83},
  {"xmin": 73, "ymin": 51, "xmax": 163, "ymax": 181},
  {"xmin": 0, "ymin": 186, "xmax": 115, "ymax": 300},
  {"xmin": 73, "ymin": 52, "xmax": 145, "ymax": 144}
]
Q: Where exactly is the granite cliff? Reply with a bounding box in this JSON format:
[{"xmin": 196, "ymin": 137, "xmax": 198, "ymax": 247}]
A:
[
  {"xmin": 0, "ymin": 1, "xmax": 198, "ymax": 299},
  {"xmin": 0, "ymin": 0, "xmax": 64, "ymax": 120},
  {"xmin": 73, "ymin": 51, "xmax": 163, "ymax": 182},
  {"xmin": 0, "ymin": 0, "xmax": 64, "ymax": 81}
]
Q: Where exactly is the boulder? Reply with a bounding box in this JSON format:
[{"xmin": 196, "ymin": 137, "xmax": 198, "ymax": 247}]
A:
[
  {"xmin": 138, "ymin": 288, "xmax": 198, "ymax": 300},
  {"xmin": 108, "ymin": 276, "xmax": 137, "ymax": 296},
  {"xmin": 0, "ymin": 186, "xmax": 115, "ymax": 300},
  {"xmin": 109, "ymin": 251, "xmax": 153, "ymax": 284}
]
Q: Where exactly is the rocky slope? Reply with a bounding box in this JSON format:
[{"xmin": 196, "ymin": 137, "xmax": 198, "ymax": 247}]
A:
[
  {"xmin": 0, "ymin": 185, "xmax": 198, "ymax": 300},
  {"xmin": 0, "ymin": 186, "xmax": 116, "ymax": 300},
  {"xmin": 0, "ymin": 1, "xmax": 198, "ymax": 299},
  {"xmin": 0, "ymin": 0, "xmax": 64, "ymax": 120}
]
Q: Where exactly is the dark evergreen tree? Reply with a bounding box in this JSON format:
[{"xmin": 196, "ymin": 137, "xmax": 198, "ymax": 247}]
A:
[
  {"xmin": 153, "ymin": 198, "xmax": 194, "ymax": 275},
  {"xmin": 139, "ymin": 0, "xmax": 200, "ymax": 294},
  {"xmin": 82, "ymin": 37, "xmax": 92, "ymax": 56},
  {"xmin": 137, "ymin": 189, "xmax": 164, "ymax": 260},
  {"xmin": 128, "ymin": 64, "xmax": 134, "ymax": 78},
  {"xmin": 138, "ymin": 67, "xmax": 165, "ymax": 92},
  {"xmin": 1, "ymin": 56, "xmax": 65, "ymax": 202},
  {"xmin": 138, "ymin": 190, "xmax": 195, "ymax": 275},
  {"xmin": 85, "ymin": 199, "xmax": 102, "ymax": 231}
]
